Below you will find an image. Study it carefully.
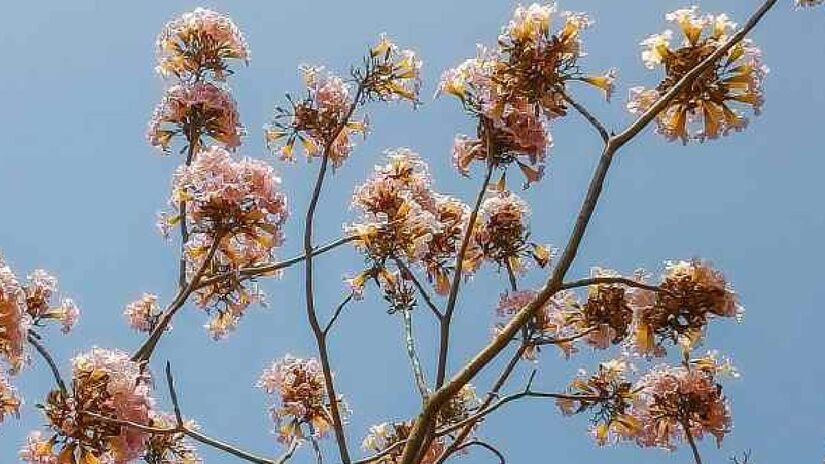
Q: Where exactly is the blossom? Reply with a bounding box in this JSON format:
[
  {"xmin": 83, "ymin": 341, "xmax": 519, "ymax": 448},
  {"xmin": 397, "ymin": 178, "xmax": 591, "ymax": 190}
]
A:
[
  {"xmin": 438, "ymin": 384, "xmax": 480, "ymax": 425},
  {"xmin": 19, "ymin": 431, "xmax": 56, "ymax": 464},
  {"xmin": 124, "ymin": 293, "xmax": 161, "ymax": 332},
  {"xmin": 147, "ymin": 82, "xmax": 243, "ymax": 152},
  {"xmin": 22, "ymin": 269, "xmax": 80, "ymax": 333},
  {"xmin": 155, "ymin": 8, "xmax": 249, "ymax": 81},
  {"xmin": 366, "ymin": 34, "xmax": 423, "ymax": 103},
  {"xmin": 144, "ymin": 413, "xmax": 202, "ymax": 464},
  {"xmin": 557, "ymin": 359, "xmax": 640, "ymax": 445},
  {"xmin": 167, "ymin": 146, "xmax": 288, "ymax": 337},
  {"xmin": 362, "ymin": 421, "xmax": 445, "ymax": 464},
  {"xmin": 258, "ymin": 355, "xmax": 343, "ymax": 442},
  {"xmin": 471, "ymin": 191, "xmax": 552, "ymax": 272},
  {"xmin": 0, "ymin": 372, "xmax": 21, "ymax": 423},
  {"xmin": 42, "ymin": 347, "xmax": 154, "ymax": 464},
  {"xmin": 631, "ymin": 363, "xmax": 731, "ymax": 449},
  {"xmin": 634, "ymin": 259, "xmax": 741, "ymax": 355},
  {"xmin": 266, "ymin": 66, "xmax": 366, "ymax": 168},
  {"xmin": 628, "ymin": 7, "xmax": 768, "ymax": 143},
  {"xmin": 0, "ymin": 258, "xmax": 28, "ymax": 371},
  {"xmin": 563, "ymin": 268, "xmax": 637, "ymax": 349},
  {"xmin": 494, "ymin": 289, "xmax": 578, "ymax": 358}
]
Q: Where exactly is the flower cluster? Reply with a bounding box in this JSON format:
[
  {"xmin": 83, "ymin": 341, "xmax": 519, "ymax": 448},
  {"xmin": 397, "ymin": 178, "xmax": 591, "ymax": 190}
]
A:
[
  {"xmin": 144, "ymin": 413, "xmax": 202, "ymax": 464},
  {"xmin": 0, "ymin": 372, "xmax": 21, "ymax": 424},
  {"xmin": 557, "ymin": 359, "xmax": 639, "ymax": 445},
  {"xmin": 347, "ymin": 149, "xmax": 475, "ymax": 296},
  {"xmin": 631, "ymin": 360, "xmax": 732, "ymax": 449},
  {"xmin": 37, "ymin": 348, "xmax": 154, "ymax": 464},
  {"xmin": 494, "ymin": 289, "xmax": 578, "ymax": 358},
  {"xmin": 266, "ymin": 66, "xmax": 365, "ymax": 168},
  {"xmin": 155, "ymin": 7, "xmax": 250, "ymax": 81},
  {"xmin": 19, "ymin": 431, "xmax": 55, "ymax": 464},
  {"xmin": 258, "ymin": 355, "xmax": 343, "ymax": 442},
  {"xmin": 628, "ymin": 7, "xmax": 768, "ymax": 143},
  {"xmin": 362, "ymin": 421, "xmax": 445, "ymax": 464},
  {"xmin": 165, "ymin": 145, "xmax": 288, "ymax": 338},
  {"xmin": 123, "ymin": 293, "xmax": 162, "ymax": 333},
  {"xmin": 440, "ymin": 3, "xmax": 614, "ymax": 185},
  {"xmin": 147, "ymin": 82, "xmax": 243, "ymax": 152},
  {"xmin": 469, "ymin": 191, "xmax": 552, "ymax": 273},
  {"xmin": 364, "ymin": 34, "xmax": 423, "ymax": 103},
  {"xmin": 1, "ymin": 258, "xmax": 79, "ymax": 374},
  {"xmin": 635, "ymin": 259, "xmax": 741, "ymax": 356}
]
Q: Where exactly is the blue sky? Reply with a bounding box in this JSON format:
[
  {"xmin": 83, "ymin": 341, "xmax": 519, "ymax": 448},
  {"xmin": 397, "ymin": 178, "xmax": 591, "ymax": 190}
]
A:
[{"xmin": 1, "ymin": 1, "xmax": 823, "ymax": 463}]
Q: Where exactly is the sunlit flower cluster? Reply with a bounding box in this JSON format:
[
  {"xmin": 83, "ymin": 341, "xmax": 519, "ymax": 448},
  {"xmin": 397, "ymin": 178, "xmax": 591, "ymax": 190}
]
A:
[
  {"xmin": 494, "ymin": 289, "xmax": 578, "ymax": 358},
  {"xmin": 39, "ymin": 348, "xmax": 154, "ymax": 464},
  {"xmin": 144, "ymin": 413, "xmax": 202, "ymax": 464},
  {"xmin": 0, "ymin": 259, "xmax": 29, "ymax": 372},
  {"xmin": 438, "ymin": 383, "xmax": 480, "ymax": 425},
  {"xmin": 628, "ymin": 7, "xmax": 767, "ymax": 143},
  {"xmin": 365, "ymin": 34, "xmax": 423, "ymax": 103},
  {"xmin": 362, "ymin": 421, "xmax": 445, "ymax": 464},
  {"xmin": 347, "ymin": 149, "xmax": 477, "ymax": 296},
  {"xmin": 19, "ymin": 431, "xmax": 56, "ymax": 464},
  {"xmin": 258, "ymin": 355, "xmax": 343, "ymax": 442},
  {"xmin": 440, "ymin": 3, "xmax": 614, "ymax": 185},
  {"xmin": 147, "ymin": 82, "xmax": 243, "ymax": 152},
  {"xmin": 156, "ymin": 7, "xmax": 250, "ymax": 81},
  {"xmin": 123, "ymin": 293, "xmax": 161, "ymax": 333},
  {"xmin": 635, "ymin": 259, "xmax": 741, "ymax": 356},
  {"xmin": 164, "ymin": 145, "xmax": 288, "ymax": 338},
  {"xmin": 266, "ymin": 66, "xmax": 366, "ymax": 168},
  {"xmin": 631, "ymin": 361, "xmax": 731, "ymax": 449},
  {"xmin": 23, "ymin": 270, "xmax": 79, "ymax": 334},
  {"xmin": 469, "ymin": 191, "xmax": 552, "ymax": 272},
  {"xmin": 557, "ymin": 359, "xmax": 639, "ymax": 445},
  {"xmin": 0, "ymin": 372, "xmax": 21, "ymax": 424}
]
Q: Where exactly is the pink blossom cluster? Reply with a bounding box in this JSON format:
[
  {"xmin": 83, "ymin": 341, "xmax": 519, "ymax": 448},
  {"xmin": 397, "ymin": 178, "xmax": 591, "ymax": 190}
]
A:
[
  {"xmin": 266, "ymin": 66, "xmax": 366, "ymax": 168},
  {"xmin": 365, "ymin": 34, "xmax": 423, "ymax": 103},
  {"xmin": 166, "ymin": 145, "xmax": 288, "ymax": 338},
  {"xmin": 347, "ymin": 149, "xmax": 475, "ymax": 295},
  {"xmin": 147, "ymin": 82, "xmax": 243, "ymax": 151},
  {"xmin": 156, "ymin": 7, "xmax": 250, "ymax": 81},
  {"xmin": 123, "ymin": 293, "xmax": 161, "ymax": 333},
  {"xmin": 0, "ymin": 258, "xmax": 29, "ymax": 372},
  {"xmin": 0, "ymin": 372, "xmax": 21, "ymax": 424},
  {"xmin": 258, "ymin": 354, "xmax": 341, "ymax": 442}
]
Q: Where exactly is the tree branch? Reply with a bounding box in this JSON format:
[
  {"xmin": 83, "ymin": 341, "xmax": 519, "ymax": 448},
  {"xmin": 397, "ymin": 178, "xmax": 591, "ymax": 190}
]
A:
[
  {"xmin": 561, "ymin": 90, "xmax": 610, "ymax": 143},
  {"xmin": 396, "ymin": 2, "xmax": 778, "ymax": 461},
  {"xmin": 393, "ymin": 256, "xmax": 443, "ymax": 320},
  {"xmin": 401, "ymin": 307, "xmax": 430, "ymax": 400},
  {"xmin": 559, "ymin": 276, "xmax": 669, "ymax": 294},
  {"xmin": 449, "ymin": 440, "xmax": 505, "ymax": 464},
  {"xmin": 324, "ymin": 293, "xmax": 355, "ymax": 336},
  {"xmin": 27, "ymin": 331, "xmax": 67, "ymax": 394}
]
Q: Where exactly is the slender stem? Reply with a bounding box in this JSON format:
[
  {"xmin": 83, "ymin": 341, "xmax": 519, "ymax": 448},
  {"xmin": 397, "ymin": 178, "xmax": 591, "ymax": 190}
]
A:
[
  {"xmin": 324, "ymin": 293, "xmax": 355, "ymax": 336},
  {"xmin": 132, "ymin": 231, "xmax": 224, "ymax": 362},
  {"xmin": 302, "ymin": 83, "xmax": 366, "ymax": 464},
  {"xmin": 560, "ymin": 276, "xmax": 670, "ymax": 294},
  {"xmin": 401, "ymin": 307, "xmax": 430, "ymax": 400},
  {"xmin": 561, "ymin": 90, "xmax": 610, "ymax": 143},
  {"xmin": 396, "ymin": 3, "xmax": 777, "ymax": 462},
  {"xmin": 197, "ymin": 235, "xmax": 357, "ymax": 290},
  {"xmin": 449, "ymin": 440, "xmax": 505, "ymax": 464},
  {"xmin": 308, "ymin": 423, "xmax": 325, "ymax": 464},
  {"xmin": 178, "ymin": 134, "xmax": 199, "ymax": 288},
  {"xmin": 437, "ymin": 160, "xmax": 494, "ymax": 387},
  {"xmin": 393, "ymin": 256, "xmax": 443, "ymax": 319},
  {"xmin": 682, "ymin": 420, "xmax": 703, "ymax": 464},
  {"xmin": 27, "ymin": 331, "xmax": 67, "ymax": 394},
  {"xmin": 166, "ymin": 361, "xmax": 184, "ymax": 426}
]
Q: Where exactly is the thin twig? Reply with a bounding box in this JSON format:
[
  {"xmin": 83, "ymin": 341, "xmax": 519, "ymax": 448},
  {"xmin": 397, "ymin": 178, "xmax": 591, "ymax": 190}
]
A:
[
  {"xmin": 396, "ymin": 3, "xmax": 778, "ymax": 461},
  {"xmin": 561, "ymin": 90, "xmax": 610, "ymax": 142},
  {"xmin": 323, "ymin": 293, "xmax": 355, "ymax": 336},
  {"xmin": 393, "ymin": 256, "xmax": 443, "ymax": 319},
  {"xmin": 302, "ymin": 82, "xmax": 367, "ymax": 464},
  {"xmin": 27, "ymin": 331, "xmax": 67, "ymax": 394},
  {"xmin": 132, "ymin": 231, "xmax": 224, "ymax": 362},
  {"xmin": 450, "ymin": 440, "xmax": 505, "ymax": 464},
  {"xmin": 683, "ymin": 420, "xmax": 703, "ymax": 464},
  {"xmin": 401, "ymin": 307, "xmax": 430, "ymax": 400},
  {"xmin": 559, "ymin": 276, "xmax": 670, "ymax": 294},
  {"xmin": 166, "ymin": 361, "xmax": 184, "ymax": 427}
]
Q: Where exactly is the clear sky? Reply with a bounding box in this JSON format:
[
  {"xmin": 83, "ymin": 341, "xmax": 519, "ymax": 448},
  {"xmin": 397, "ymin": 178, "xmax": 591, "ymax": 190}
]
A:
[{"xmin": 1, "ymin": 1, "xmax": 823, "ymax": 463}]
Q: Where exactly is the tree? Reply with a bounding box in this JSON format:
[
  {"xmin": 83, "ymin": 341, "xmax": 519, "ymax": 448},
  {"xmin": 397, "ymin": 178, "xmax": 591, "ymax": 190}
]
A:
[{"xmin": 1, "ymin": 1, "xmax": 818, "ymax": 463}]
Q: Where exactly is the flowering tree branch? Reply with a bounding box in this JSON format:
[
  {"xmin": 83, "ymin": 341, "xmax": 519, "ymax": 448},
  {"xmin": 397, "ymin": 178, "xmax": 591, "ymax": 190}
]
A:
[{"xmin": 397, "ymin": 2, "xmax": 778, "ymax": 462}]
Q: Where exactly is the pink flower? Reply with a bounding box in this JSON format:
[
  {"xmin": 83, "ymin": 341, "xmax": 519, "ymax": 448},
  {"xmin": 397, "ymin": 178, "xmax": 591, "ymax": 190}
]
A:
[
  {"xmin": 0, "ymin": 372, "xmax": 21, "ymax": 424},
  {"xmin": 156, "ymin": 8, "xmax": 250, "ymax": 80},
  {"xmin": 54, "ymin": 299, "xmax": 79, "ymax": 334},
  {"xmin": 0, "ymin": 258, "xmax": 29, "ymax": 372},
  {"xmin": 124, "ymin": 293, "xmax": 160, "ymax": 332},
  {"xmin": 147, "ymin": 82, "xmax": 243, "ymax": 151},
  {"xmin": 19, "ymin": 431, "xmax": 56, "ymax": 464}
]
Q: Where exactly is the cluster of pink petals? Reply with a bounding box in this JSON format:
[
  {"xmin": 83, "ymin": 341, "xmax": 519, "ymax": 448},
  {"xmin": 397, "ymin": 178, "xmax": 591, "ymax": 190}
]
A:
[
  {"xmin": 258, "ymin": 354, "xmax": 338, "ymax": 442},
  {"xmin": 495, "ymin": 289, "xmax": 576, "ymax": 357},
  {"xmin": 19, "ymin": 431, "xmax": 55, "ymax": 464},
  {"xmin": 147, "ymin": 82, "xmax": 243, "ymax": 151},
  {"xmin": 69, "ymin": 348, "xmax": 154, "ymax": 463},
  {"xmin": 24, "ymin": 270, "xmax": 79, "ymax": 334},
  {"xmin": 0, "ymin": 258, "xmax": 29, "ymax": 372},
  {"xmin": 0, "ymin": 371, "xmax": 21, "ymax": 423},
  {"xmin": 156, "ymin": 7, "xmax": 250, "ymax": 80},
  {"xmin": 123, "ymin": 293, "xmax": 160, "ymax": 332},
  {"xmin": 631, "ymin": 364, "xmax": 731, "ymax": 449}
]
